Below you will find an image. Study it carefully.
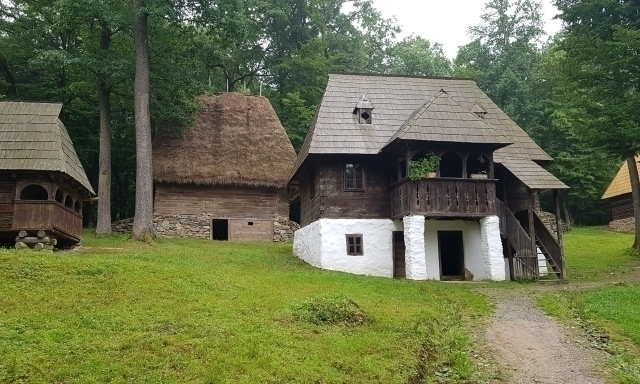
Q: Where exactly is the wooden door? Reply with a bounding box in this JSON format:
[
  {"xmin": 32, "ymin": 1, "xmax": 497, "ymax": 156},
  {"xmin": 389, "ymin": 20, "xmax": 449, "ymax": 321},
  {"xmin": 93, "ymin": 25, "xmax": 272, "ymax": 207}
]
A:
[{"xmin": 392, "ymin": 231, "xmax": 406, "ymax": 278}]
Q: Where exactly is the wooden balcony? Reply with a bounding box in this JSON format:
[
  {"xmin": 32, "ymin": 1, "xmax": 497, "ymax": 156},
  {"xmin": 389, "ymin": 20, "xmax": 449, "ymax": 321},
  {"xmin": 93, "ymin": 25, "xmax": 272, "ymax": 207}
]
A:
[
  {"xmin": 390, "ymin": 177, "xmax": 497, "ymax": 220},
  {"xmin": 12, "ymin": 201, "xmax": 82, "ymax": 241}
]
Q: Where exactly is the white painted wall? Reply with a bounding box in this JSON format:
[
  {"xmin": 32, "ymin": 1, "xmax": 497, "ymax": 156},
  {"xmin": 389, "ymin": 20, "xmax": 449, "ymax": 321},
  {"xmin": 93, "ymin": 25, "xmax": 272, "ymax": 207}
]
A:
[
  {"xmin": 292, "ymin": 219, "xmax": 402, "ymax": 278},
  {"xmin": 424, "ymin": 219, "xmax": 485, "ymax": 279},
  {"xmin": 292, "ymin": 220, "xmax": 322, "ymax": 268},
  {"xmin": 404, "ymin": 216, "xmax": 428, "ymax": 280},
  {"xmin": 480, "ymin": 216, "xmax": 506, "ymax": 281}
]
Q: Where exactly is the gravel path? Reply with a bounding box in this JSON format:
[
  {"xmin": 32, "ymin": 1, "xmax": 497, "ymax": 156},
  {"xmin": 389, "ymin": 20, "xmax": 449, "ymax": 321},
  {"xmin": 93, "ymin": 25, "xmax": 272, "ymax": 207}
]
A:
[{"xmin": 484, "ymin": 290, "xmax": 605, "ymax": 384}]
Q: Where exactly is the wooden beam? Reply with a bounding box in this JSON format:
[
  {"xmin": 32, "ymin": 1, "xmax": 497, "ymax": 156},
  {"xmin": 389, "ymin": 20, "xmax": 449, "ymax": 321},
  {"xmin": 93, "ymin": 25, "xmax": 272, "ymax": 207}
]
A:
[
  {"xmin": 554, "ymin": 189, "xmax": 566, "ymax": 279},
  {"xmin": 527, "ymin": 188, "xmax": 537, "ymax": 276}
]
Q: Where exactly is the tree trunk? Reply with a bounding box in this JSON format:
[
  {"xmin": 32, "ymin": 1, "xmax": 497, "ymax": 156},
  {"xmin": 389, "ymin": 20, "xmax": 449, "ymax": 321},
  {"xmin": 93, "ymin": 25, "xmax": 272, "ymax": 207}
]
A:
[
  {"xmin": 627, "ymin": 156, "xmax": 640, "ymax": 250},
  {"xmin": 96, "ymin": 25, "xmax": 113, "ymax": 235},
  {"xmin": 95, "ymin": 82, "xmax": 112, "ymax": 235},
  {"xmin": 132, "ymin": 0, "xmax": 154, "ymax": 241}
]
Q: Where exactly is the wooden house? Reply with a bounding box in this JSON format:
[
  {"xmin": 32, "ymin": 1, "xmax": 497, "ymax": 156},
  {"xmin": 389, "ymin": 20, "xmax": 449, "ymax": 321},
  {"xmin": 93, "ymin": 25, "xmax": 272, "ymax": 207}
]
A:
[
  {"xmin": 290, "ymin": 74, "xmax": 568, "ymax": 281},
  {"xmin": 0, "ymin": 102, "xmax": 95, "ymax": 247},
  {"xmin": 152, "ymin": 93, "xmax": 297, "ymax": 241},
  {"xmin": 601, "ymin": 156, "xmax": 640, "ymax": 232}
]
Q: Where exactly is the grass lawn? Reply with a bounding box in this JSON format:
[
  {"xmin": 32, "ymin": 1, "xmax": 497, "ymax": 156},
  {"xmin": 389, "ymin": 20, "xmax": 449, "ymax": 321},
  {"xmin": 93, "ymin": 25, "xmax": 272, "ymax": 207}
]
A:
[
  {"xmin": 0, "ymin": 234, "xmax": 491, "ymax": 383},
  {"xmin": 538, "ymin": 227, "xmax": 640, "ymax": 383}
]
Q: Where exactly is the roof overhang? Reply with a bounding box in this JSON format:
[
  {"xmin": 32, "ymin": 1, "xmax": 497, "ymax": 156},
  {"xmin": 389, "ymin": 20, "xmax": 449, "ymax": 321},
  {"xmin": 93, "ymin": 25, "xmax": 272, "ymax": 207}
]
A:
[{"xmin": 499, "ymin": 159, "xmax": 569, "ymax": 190}]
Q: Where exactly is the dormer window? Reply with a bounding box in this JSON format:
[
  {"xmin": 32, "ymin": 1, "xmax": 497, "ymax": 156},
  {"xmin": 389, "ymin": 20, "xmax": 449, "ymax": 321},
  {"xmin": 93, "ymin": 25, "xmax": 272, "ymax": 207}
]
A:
[
  {"xmin": 470, "ymin": 102, "xmax": 487, "ymax": 119},
  {"xmin": 353, "ymin": 94, "xmax": 373, "ymax": 124}
]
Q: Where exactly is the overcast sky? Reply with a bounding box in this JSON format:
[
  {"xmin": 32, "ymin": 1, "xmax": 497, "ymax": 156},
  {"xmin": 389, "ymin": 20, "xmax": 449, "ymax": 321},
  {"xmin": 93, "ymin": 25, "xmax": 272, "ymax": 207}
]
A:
[{"xmin": 372, "ymin": 0, "xmax": 563, "ymax": 58}]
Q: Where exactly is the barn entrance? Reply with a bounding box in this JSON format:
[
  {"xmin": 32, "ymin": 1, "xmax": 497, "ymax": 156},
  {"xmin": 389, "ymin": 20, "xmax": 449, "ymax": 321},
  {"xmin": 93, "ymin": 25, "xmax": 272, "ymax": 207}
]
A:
[
  {"xmin": 392, "ymin": 231, "xmax": 406, "ymax": 278},
  {"xmin": 438, "ymin": 231, "xmax": 464, "ymax": 280},
  {"xmin": 211, "ymin": 219, "xmax": 228, "ymax": 241}
]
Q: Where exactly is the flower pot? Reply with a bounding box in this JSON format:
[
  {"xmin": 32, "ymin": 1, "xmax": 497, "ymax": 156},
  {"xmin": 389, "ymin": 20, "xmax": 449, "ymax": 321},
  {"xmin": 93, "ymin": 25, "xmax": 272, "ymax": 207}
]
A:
[
  {"xmin": 470, "ymin": 174, "xmax": 487, "ymax": 179},
  {"xmin": 426, "ymin": 172, "xmax": 437, "ymax": 178}
]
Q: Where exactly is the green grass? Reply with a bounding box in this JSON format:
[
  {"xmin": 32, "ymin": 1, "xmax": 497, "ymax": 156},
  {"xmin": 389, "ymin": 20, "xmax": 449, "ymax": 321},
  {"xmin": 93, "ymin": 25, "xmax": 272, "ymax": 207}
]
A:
[
  {"xmin": 564, "ymin": 227, "xmax": 637, "ymax": 281},
  {"xmin": 538, "ymin": 227, "xmax": 640, "ymax": 383},
  {"xmin": 0, "ymin": 233, "xmax": 491, "ymax": 383}
]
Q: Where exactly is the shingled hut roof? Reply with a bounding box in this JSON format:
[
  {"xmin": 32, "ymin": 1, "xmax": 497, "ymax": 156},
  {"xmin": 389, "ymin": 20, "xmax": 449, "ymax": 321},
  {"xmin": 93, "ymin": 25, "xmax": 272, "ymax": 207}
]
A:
[
  {"xmin": 153, "ymin": 93, "xmax": 296, "ymax": 189},
  {"xmin": 0, "ymin": 101, "xmax": 95, "ymax": 194},
  {"xmin": 291, "ymin": 73, "xmax": 563, "ymax": 190},
  {"xmin": 602, "ymin": 156, "xmax": 640, "ymax": 199}
]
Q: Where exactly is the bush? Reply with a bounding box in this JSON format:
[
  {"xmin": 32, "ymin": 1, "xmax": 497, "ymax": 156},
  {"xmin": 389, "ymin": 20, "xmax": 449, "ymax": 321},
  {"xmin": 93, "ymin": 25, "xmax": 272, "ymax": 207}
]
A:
[{"xmin": 291, "ymin": 295, "xmax": 369, "ymax": 325}]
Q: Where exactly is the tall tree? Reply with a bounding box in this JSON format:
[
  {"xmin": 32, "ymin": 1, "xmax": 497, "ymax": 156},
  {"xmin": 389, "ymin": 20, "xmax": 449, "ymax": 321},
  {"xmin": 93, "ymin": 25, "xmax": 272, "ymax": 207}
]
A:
[
  {"xmin": 555, "ymin": 0, "xmax": 640, "ymax": 248},
  {"xmin": 387, "ymin": 35, "xmax": 452, "ymax": 77},
  {"xmin": 132, "ymin": 0, "xmax": 153, "ymax": 240}
]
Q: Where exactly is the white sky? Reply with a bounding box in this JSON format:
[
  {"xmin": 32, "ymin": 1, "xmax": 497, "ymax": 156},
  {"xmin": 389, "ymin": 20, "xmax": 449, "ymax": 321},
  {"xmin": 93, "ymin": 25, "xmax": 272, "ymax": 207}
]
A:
[{"xmin": 372, "ymin": 0, "xmax": 563, "ymax": 58}]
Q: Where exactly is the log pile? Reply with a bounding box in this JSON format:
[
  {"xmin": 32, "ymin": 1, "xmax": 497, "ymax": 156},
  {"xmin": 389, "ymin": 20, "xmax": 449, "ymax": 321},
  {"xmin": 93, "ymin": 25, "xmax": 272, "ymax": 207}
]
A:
[{"xmin": 15, "ymin": 230, "xmax": 57, "ymax": 251}]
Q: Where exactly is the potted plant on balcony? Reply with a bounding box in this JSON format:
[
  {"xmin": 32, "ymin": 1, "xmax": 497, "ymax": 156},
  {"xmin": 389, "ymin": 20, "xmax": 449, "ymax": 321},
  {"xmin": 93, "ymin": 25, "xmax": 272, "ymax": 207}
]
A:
[
  {"xmin": 409, "ymin": 154, "xmax": 440, "ymax": 180},
  {"xmin": 470, "ymin": 170, "xmax": 488, "ymax": 179}
]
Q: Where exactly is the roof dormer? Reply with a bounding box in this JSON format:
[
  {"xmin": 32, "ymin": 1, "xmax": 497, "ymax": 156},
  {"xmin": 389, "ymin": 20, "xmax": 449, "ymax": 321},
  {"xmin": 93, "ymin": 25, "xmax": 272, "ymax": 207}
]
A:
[
  {"xmin": 353, "ymin": 94, "xmax": 373, "ymax": 124},
  {"xmin": 470, "ymin": 102, "xmax": 487, "ymax": 119}
]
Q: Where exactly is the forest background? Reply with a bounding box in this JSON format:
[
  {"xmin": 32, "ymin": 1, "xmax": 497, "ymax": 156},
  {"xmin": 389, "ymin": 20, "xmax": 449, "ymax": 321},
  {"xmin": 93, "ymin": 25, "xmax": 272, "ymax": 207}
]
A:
[{"xmin": 0, "ymin": 0, "xmax": 629, "ymax": 229}]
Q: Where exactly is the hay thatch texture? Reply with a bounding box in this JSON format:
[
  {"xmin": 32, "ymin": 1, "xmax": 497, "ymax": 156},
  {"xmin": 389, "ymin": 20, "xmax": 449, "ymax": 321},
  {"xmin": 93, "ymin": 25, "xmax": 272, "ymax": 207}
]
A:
[{"xmin": 153, "ymin": 93, "xmax": 296, "ymax": 189}]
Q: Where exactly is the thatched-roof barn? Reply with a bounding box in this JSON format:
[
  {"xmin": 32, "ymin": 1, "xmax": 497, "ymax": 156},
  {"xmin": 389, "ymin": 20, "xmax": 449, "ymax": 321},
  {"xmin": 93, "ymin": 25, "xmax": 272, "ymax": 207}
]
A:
[
  {"xmin": 152, "ymin": 93, "xmax": 297, "ymax": 241},
  {"xmin": 0, "ymin": 102, "xmax": 95, "ymax": 247}
]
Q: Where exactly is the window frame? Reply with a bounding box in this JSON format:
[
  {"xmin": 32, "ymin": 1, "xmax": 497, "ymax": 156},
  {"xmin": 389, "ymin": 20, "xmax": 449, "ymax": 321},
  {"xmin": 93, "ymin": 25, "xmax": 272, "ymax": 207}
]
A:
[
  {"xmin": 345, "ymin": 234, "xmax": 364, "ymax": 256},
  {"xmin": 344, "ymin": 163, "xmax": 364, "ymax": 191}
]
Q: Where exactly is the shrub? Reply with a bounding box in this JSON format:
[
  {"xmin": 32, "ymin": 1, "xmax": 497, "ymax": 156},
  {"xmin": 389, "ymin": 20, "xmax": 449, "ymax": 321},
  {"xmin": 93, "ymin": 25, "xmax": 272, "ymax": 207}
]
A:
[
  {"xmin": 291, "ymin": 295, "xmax": 368, "ymax": 325},
  {"xmin": 409, "ymin": 154, "xmax": 440, "ymax": 180}
]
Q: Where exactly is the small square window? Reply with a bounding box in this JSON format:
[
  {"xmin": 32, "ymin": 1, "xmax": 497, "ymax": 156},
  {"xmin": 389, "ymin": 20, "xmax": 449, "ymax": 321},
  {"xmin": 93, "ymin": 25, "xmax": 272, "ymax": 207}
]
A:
[
  {"xmin": 345, "ymin": 234, "xmax": 364, "ymax": 256},
  {"xmin": 248, "ymin": 221, "xmax": 254, "ymax": 226}
]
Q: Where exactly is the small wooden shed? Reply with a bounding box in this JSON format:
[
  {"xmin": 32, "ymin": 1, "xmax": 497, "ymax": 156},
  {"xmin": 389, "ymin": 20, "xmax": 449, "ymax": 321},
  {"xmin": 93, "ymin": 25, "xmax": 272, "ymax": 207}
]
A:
[
  {"xmin": 0, "ymin": 102, "xmax": 95, "ymax": 247},
  {"xmin": 152, "ymin": 93, "xmax": 297, "ymax": 241},
  {"xmin": 602, "ymin": 156, "xmax": 640, "ymax": 231}
]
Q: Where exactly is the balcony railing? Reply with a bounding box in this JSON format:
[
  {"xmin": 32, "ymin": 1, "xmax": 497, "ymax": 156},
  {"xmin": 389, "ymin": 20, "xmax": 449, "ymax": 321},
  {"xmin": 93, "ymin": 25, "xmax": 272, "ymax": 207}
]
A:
[
  {"xmin": 12, "ymin": 201, "xmax": 82, "ymax": 240},
  {"xmin": 390, "ymin": 177, "xmax": 497, "ymax": 219}
]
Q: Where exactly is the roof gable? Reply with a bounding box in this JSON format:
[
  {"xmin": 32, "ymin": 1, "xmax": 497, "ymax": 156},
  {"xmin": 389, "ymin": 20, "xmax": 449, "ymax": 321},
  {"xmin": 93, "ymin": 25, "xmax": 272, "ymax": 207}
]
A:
[
  {"xmin": 291, "ymin": 73, "xmax": 553, "ymax": 178},
  {"xmin": 0, "ymin": 101, "xmax": 95, "ymax": 194},
  {"xmin": 386, "ymin": 89, "xmax": 511, "ymax": 146},
  {"xmin": 602, "ymin": 157, "xmax": 640, "ymax": 199}
]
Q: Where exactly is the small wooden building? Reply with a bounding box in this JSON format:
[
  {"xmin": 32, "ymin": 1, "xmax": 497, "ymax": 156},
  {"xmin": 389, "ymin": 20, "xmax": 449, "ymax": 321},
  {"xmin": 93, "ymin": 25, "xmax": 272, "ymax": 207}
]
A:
[
  {"xmin": 0, "ymin": 102, "xmax": 95, "ymax": 247},
  {"xmin": 601, "ymin": 157, "xmax": 640, "ymax": 232},
  {"xmin": 152, "ymin": 93, "xmax": 297, "ymax": 241}
]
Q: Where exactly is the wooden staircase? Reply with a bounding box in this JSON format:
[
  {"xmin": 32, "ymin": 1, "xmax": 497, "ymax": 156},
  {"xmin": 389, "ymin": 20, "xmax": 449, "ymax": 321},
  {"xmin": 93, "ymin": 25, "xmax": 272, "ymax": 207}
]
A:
[{"xmin": 496, "ymin": 198, "xmax": 564, "ymax": 280}]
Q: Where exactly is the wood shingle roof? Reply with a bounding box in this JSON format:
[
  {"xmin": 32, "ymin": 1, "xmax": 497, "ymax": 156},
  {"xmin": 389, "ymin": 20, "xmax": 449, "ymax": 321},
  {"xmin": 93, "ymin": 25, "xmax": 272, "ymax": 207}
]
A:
[
  {"xmin": 601, "ymin": 157, "xmax": 640, "ymax": 199},
  {"xmin": 0, "ymin": 102, "xmax": 95, "ymax": 194},
  {"xmin": 291, "ymin": 73, "xmax": 563, "ymax": 190}
]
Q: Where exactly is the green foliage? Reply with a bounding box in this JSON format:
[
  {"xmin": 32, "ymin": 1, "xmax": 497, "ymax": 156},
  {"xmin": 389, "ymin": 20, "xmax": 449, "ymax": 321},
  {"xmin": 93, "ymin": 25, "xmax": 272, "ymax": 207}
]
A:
[
  {"xmin": 0, "ymin": 235, "xmax": 492, "ymax": 383},
  {"xmin": 387, "ymin": 35, "xmax": 452, "ymax": 77},
  {"xmin": 409, "ymin": 154, "xmax": 440, "ymax": 181},
  {"xmin": 291, "ymin": 295, "xmax": 368, "ymax": 325}
]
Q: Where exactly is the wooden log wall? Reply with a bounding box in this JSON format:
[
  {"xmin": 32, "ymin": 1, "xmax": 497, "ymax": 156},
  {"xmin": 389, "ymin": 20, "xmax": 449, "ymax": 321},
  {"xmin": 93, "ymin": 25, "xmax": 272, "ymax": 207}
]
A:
[
  {"xmin": 228, "ymin": 219, "xmax": 273, "ymax": 241},
  {"xmin": 299, "ymin": 162, "xmax": 322, "ymax": 227},
  {"xmin": 610, "ymin": 194, "xmax": 634, "ymax": 221},
  {"xmin": 154, "ymin": 183, "xmax": 282, "ymax": 218},
  {"xmin": 0, "ymin": 180, "xmax": 14, "ymax": 230},
  {"xmin": 318, "ymin": 156, "xmax": 391, "ymax": 220},
  {"xmin": 12, "ymin": 201, "xmax": 82, "ymax": 241}
]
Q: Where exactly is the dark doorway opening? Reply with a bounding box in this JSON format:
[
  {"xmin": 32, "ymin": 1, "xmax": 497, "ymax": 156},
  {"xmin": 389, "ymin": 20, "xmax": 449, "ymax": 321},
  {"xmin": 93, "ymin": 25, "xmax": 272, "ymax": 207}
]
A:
[
  {"xmin": 392, "ymin": 231, "xmax": 406, "ymax": 278},
  {"xmin": 438, "ymin": 231, "xmax": 464, "ymax": 279},
  {"xmin": 289, "ymin": 196, "xmax": 301, "ymax": 224},
  {"xmin": 211, "ymin": 219, "xmax": 229, "ymax": 241}
]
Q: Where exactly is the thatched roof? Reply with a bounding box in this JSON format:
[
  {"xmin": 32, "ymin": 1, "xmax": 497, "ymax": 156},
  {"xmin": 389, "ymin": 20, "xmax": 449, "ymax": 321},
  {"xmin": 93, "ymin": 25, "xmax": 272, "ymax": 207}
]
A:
[
  {"xmin": 291, "ymin": 73, "xmax": 564, "ymax": 191},
  {"xmin": 153, "ymin": 93, "xmax": 296, "ymax": 189},
  {"xmin": 602, "ymin": 156, "xmax": 640, "ymax": 199},
  {"xmin": 0, "ymin": 101, "xmax": 95, "ymax": 194}
]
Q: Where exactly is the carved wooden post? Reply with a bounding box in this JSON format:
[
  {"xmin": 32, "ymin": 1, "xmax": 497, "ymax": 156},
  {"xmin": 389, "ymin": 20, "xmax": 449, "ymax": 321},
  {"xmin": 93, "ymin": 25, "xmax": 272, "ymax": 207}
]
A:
[
  {"xmin": 528, "ymin": 188, "xmax": 537, "ymax": 277},
  {"xmin": 554, "ymin": 189, "xmax": 565, "ymax": 279}
]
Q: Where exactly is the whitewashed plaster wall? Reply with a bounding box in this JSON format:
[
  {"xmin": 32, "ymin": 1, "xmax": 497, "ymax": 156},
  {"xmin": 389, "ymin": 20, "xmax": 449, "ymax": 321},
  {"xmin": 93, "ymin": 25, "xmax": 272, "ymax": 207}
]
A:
[
  {"xmin": 403, "ymin": 216, "xmax": 428, "ymax": 280},
  {"xmin": 424, "ymin": 219, "xmax": 485, "ymax": 279},
  {"xmin": 292, "ymin": 219, "xmax": 402, "ymax": 278},
  {"xmin": 292, "ymin": 220, "xmax": 322, "ymax": 268},
  {"xmin": 480, "ymin": 216, "xmax": 506, "ymax": 280}
]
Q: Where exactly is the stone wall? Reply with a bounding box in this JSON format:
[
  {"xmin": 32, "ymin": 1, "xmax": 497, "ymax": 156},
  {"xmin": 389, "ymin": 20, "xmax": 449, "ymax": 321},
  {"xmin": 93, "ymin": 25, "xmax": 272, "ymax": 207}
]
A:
[
  {"xmin": 112, "ymin": 215, "xmax": 299, "ymax": 242},
  {"xmin": 609, "ymin": 217, "xmax": 634, "ymax": 233}
]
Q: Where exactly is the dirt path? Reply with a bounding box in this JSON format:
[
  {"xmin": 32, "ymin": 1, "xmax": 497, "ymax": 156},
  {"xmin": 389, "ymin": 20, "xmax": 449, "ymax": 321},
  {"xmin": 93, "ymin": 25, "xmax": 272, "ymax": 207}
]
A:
[{"xmin": 483, "ymin": 289, "xmax": 606, "ymax": 384}]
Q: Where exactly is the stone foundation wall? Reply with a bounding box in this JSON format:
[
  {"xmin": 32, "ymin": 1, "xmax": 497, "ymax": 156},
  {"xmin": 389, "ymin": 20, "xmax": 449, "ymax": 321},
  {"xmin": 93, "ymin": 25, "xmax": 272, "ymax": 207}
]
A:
[
  {"xmin": 112, "ymin": 215, "xmax": 299, "ymax": 242},
  {"xmin": 609, "ymin": 217, "xmax": 634, "ymax": 233}
]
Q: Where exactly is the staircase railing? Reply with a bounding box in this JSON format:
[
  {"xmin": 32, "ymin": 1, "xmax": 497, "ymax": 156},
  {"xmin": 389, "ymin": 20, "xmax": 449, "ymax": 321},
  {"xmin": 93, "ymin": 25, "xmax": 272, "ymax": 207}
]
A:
[
  {"xmin": 532, "ymin": 212, "xmax": 564, "ymax": 278},
  {"xmin": 496, "ymin": 198, "xmax": 539, "ymax": 279}
]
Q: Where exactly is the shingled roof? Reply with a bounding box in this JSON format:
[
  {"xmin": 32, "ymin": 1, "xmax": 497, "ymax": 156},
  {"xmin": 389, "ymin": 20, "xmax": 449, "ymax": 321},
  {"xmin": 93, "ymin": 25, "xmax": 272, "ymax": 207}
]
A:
[
  {"xmin": 291, "ymin": 73, "xmax": 561, "ymax": 190},
  {"xmin": 0, "ymin": 102, "xmax": 95, "ymax": 194},
  {"xmin": 386, "ymin": 89, "xmax": 511, "ymax": 146},
  {"xmin": 153, "ymin": 93, "xmax": 296, "ymax": 189},
  {"xmin": 602, "ymin": 157, "xmax": 640, "ymax": 199}
]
